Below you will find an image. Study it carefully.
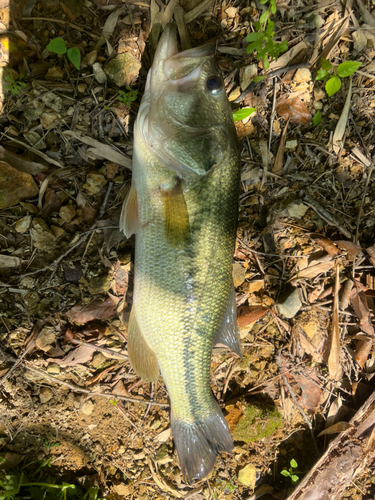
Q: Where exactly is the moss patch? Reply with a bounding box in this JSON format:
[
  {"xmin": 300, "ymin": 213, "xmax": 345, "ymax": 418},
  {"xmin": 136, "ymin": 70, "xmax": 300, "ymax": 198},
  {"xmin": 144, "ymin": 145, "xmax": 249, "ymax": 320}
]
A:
[{"xmin": 233, "ymin": 402, "xmax": 282, "ymax": 443}]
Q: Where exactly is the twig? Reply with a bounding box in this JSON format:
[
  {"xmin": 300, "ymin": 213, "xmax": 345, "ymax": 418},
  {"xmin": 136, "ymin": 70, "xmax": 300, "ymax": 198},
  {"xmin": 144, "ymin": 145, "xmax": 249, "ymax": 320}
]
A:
[
  {"xmin": 355, "ymin": 162, "xmax": 374, "ymax": 244},
  {"xmin": 269, "ymin": 78, "xmax": 278, "ymax": 152}
]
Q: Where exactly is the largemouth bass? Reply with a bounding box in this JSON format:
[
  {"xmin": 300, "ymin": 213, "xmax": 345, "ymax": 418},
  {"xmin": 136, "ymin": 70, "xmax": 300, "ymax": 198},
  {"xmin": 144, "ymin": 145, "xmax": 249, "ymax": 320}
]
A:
[{"xmin": 120, "ymin": 24, "xmax": 241, "ymax": 482}]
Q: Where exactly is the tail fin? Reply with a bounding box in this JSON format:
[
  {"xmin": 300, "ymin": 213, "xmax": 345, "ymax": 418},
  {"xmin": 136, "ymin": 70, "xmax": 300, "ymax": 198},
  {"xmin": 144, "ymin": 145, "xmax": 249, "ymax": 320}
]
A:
[{"xmin": 171, "ymin": 401, "xmax": 233, "ymax": 483}]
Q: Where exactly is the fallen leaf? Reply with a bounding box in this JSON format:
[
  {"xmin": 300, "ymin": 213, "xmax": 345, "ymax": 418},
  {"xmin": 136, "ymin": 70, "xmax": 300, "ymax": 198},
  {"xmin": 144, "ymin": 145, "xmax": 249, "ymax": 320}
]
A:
[
  {"xmin": 273, "ymin": 117, "xmax": 290, "ymax": 174},
  {"xmin": 318, "ymin": 421, "xmax": 354, "ymax": 437},
  {"xmin": 155, "ymin": 428, "xmax": 172, "ymax": 443},
  {"xmin": 335, "ymin": 240, "xmax": 362, "ymax": 261},
  {"xmin": 354, "ymin": 338, "xmax": 373, "ymax": 369},
  {"xmin": 293, "ymin": 260, "xmax": 334, "ymax": 280},
  {"xmin": 328, "ymin": 266, "xmax": 341, "ymax": 381},
  {"xmin": 309, "ymin": 234, "xmax": 340, "ymax": 255},
  {"xmin": 296, "ymin": 370, "xmax": 322, "ymax": 414},
  {"xmin": 53, "ymin": 345, "xmax": 94, "ymax": 367},
  {"xmin": 350, "ymin": 287, "xmax": 375, "ymax": 336},
  {"xmin": 275, "ymin": 95, "xmax": 312, "ymax": 124},
  {"xmin": 237, "ymin": 306, "xmax": 268, "ymax": 327},
  {"xmin": 238, "ymin": 463, "xmax": 257, "ymax": 488},
  {"xmin": 67, "ymin": 298, "xmax": 117, "ymax": 324}
]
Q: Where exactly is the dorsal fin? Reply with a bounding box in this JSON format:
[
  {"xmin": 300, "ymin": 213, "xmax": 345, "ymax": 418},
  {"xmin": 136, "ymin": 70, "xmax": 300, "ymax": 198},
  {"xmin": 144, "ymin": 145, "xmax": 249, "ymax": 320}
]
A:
[
  {"xmin": 127, "ymin": 308, "xmax": 159, "ymax": 382},
  {"xmin": 120, "ymin": 184, "xmax": 139, "ymax": 238},
  {"xmin": 214, "ymin": 283, "xmax": 242, "ymax": 357},
  {"xmin": 160, "ymin": 178, "xmax": 190, "ymax": 245}
]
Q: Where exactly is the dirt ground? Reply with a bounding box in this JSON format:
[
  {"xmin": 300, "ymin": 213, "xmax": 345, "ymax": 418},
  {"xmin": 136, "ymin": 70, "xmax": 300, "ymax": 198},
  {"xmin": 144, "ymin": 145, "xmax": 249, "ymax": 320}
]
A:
[{"xmin": 0, "ymin": 0, "xmax": 375, "ymax": 498}]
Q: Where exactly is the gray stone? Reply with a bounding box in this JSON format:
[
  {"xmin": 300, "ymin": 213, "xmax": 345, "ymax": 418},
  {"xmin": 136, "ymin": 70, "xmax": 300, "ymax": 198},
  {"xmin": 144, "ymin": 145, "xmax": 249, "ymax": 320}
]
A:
[{"xmin": 277, "ymin": 286, "xmax": 302, "ymax": 318}]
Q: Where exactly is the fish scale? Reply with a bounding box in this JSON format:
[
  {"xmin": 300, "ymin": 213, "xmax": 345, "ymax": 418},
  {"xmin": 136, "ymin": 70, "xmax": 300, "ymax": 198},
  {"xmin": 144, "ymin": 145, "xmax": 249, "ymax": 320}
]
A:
[{"xmin": 120, "ymin": 23, "xmax": 241, "ymax": 481}]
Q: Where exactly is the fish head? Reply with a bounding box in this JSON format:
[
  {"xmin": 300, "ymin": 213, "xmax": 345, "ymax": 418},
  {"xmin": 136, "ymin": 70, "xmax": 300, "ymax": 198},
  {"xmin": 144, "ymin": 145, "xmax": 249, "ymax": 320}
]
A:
[{"xmin": 137, "ymin": 24, "xmax": 236, "ymax": 176}]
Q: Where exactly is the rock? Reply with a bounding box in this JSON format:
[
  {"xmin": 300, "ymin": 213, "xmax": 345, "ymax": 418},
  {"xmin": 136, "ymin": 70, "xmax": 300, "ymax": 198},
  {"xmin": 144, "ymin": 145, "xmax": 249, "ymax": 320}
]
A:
[
  {"xmin": 233, "ymin": 262, "xmax": 247, "ymax": 288},
  {"xmin": 40, "ymin": 92, "xmax": 63, "ymax": 113},
  {"xmin": 24, "ymin": 101, "xmax": 45, "ymax": 121},
  {"xmin": 225, "ymin": 6, "xmax": 238, "ymax": 17},
  {"xmin": 294, "ymin": 68, "xmax": 311, "ymax": 83},
  {"xmin": 285, "ymin": 139, "xmax": 298, "ymax": 150},
  {"xmin": 314, "ymin": 88, "xmax": 325, "ymax": 101},
  {"xmin": 0, "ymin": 161, "xmax": 39, "ymax": 209},
  {"xmin": 239, "ymin": 64, "xmax": 257, "ymax": 91},
  {"xmin": 313, "ymin": 101, "xmax": 323, "ymax": 110},
  {"xmin": 277, "ymin": 285, "xmax": 302, "ymax": 318},
  {"xmin": 229, "ymin": 86, "xmax": 241, "ymax": 102},
  {"xmin": 77, "ymin": 83, "xmax": 86, "ymax": 93},
  {"xmin": 311, "ymin": 14, "xmax": 324, "ymax": 28},
  {"xmin": 238, "ymin": 463, "xmax": 257, "ymax": 488},
  {"xmin": 92, "ymin": 62, "xmax": 107, "ymax": 84},
  {"xmin": 15, "ymin": 215, "xmax": 32, "ymax": 233},
  {"xmin": 83, "ymin": 50, "xmax": 98, "ymax": 67},
  {"xmin": 81, "ymin": 400, "xmax": 94, "ymax": 416},
  {"xmin": 39, "ymin": 387, "xmax": 54, "ymax": 403},
  {"xmin": 40, "ymin": 111, "xmax": 61, "ymax": 129},
  {"xmin": 353, "ymin": 29, "xmax": 367, "ymax": 52},
  {"xmin": 36, "ymin": 327, "xmax": 56, "ymax": 351},
  {"xmin": 83, "ymin": 172, "xmax": 107, "ymax": 195},
  {"xmin": 50, "ymin": 225, "xmax": 65, "ymax": 238},
  {"xmin": 362, "ymin": 24, "xmax": 375, "ymax": 46},
  {"xmin": 47, "ymin": 363, "xmax": 60, "ymax": 375},
  {"xmin": 20, "ymin": 276, "xmax": 36, "ymax": 289},
  {"xmin": 91, "ymin": 352, "xmax": 106, "ymax": 369},
  {"xmin": 30, "ymin": 218, "xmax": 56, "ymax": 252},
  {"xmin": 104, "ymin": 53, "xmax": 141, "ymax": 87},
  {"xmin": 59, "ymin": 204, "xmax": 76, "ymax": 222},
  {"xmin": 282, "ymin": 200, "xmax": 308, "ymax": 218}
]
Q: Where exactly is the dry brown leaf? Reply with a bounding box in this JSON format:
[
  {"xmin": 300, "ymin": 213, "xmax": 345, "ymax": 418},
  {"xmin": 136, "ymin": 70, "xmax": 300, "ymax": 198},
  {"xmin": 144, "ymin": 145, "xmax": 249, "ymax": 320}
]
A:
[
  {"xmin": 275, "ymin": 95, "xmax": 312, "ymax": 124},
  {"xmin": 350, "ymin": 286, "xmax": 375, "ymax": 336},
  {"xmin": 237, "ymin": 306, "xmax": 268, "ymax": 327},
  {"xmin": 366, "ymin": 245, "xmax": 375, "ymax": 267},
  {"xmin": 67, "ymin": 298, "xmax": 117, "ymax": 324},
  {"xmin": 309, "ymin": 234, "xmax": 340, "ymax": 255},
  {"xmin": 328, "ymin": 266, "xmax": 341, "ymax": 381},
  {"xmin": 318, "ymin": 421, "xmax": 354, "ymax": 437},
  {"xmin": 296, "ymin": 370, "xmax": 322, "ymax": 414},
  {"xmin": 354, "ymin": 338, "xmax": 373, "ymax": 369},
  {"xmin": 156, "ymin": 428, "xmax": 172, "ymax": 443},
  {"xmin": 225, "ymin": 403, "xmax": 244, "ymax": 432},
  {"xmin": 53, "ymin": 345, "xmax": 94, "ymax": 367},
  {"xmin": 334, "ymin": 240, "xmax": 362, "ymax": 261},
  {"xmin": 0, "ymin": 146, "xmax": 47, "ymax": 175},
  {"xmin": 293, "ymin": 260, "xmax": 334, "ymax": 280}
]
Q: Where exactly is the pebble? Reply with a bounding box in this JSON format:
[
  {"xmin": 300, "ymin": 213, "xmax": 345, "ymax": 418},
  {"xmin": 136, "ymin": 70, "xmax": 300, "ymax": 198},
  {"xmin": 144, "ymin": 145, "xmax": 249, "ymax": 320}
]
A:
[
  {"xmin": 233, "ymin": 262, "xmax": 247, "ymax": 288},
  {"xmin": 277, "ymin": 286, "xmax": 302, "ymax": 318},
  {"xmin": 225, "ymin": 6, "xmax": 238, "ymax": 17},
  {"xmin": 92, "ymin": 62, "xmax": 107, "ymax": 84},
  {"xmin": 353, "ymin": 30, "xmax": 367, "ymax": 52},
  {"xmin": 285, "ymin": 139, "xmax": 298, "ymax": 150},
  {"xmin": 15, "ymin": 215, "xmax": 32, "ymax": 234},
  {"xmin": 36, "ymin": 327, "xmax": 56, "ymax": 351},
  {"xmin": 239, "ymin": 64, "xmax": 257, "ymax": 90},
  {"xmin": 30, "ymin": 218, "xmax": 56, "ymax": 252},
  {"xmin": 24, "ymin": 101, "xmax": 44, "ymax": 121},
  {"xmin": 47, "ymin": 363, "xmax": 60, "ymax": 375},
  {"xmin": 40, "ymin": 111, "xmax": 61, "ymax": 129},
  {"xmin": 104, "ymin": 53, "xmax": 141, "ymax": 87},
  {"xmin": 59, "ymin": 204, "xmax": 76, "ymax": 223},
  {"xmin": 313, "ymin": 101, "xmax": 323, "ymax": 110},
  {"xmin": 81, "ymin": 400, "xmax": 94, "ymax": 416},
  {"xmin": 39, "ymin": 387, "xmax": 54, "ymax": 403},
  {"xmin": 294, "ymin": 68, "xmax": 312, "ymax": 83},
  {"xmin": 0, "ymin": 162, "xmax": 39, "ymax": 210}
]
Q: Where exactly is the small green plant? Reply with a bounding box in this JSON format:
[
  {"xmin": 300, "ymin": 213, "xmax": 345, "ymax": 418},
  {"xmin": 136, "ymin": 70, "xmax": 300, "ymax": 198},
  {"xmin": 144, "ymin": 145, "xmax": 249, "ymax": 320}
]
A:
[
  {"xmin": 312, "ymin": 110, "xmax": 322, "ymax": 126},
  {"xmin": 245, "ymin": 0, "xmax": 288, "ymax": 73},
  {"xmin": 109, "ymin": 398, "xmax": 119, "ymax": 406},
  {"xmin": 316, "ymin": 58, "xmax": 361, "ymax": 97},
  {"xmin": 4, "ymin": 74, "xmax": 26, "ymax": 95},
  {"xmin": 47, "ymin": 37, "xmax": 81, "ymax": 70},
  {"xmin": 118, "ymin": 86, "xmax": 138, "ymax": 106},
  {"xmin": 233, "ymin": 107, "xmax": 256, "ymax": 122},
  {"xmin": 281, "ymin": 459, "xmax": 299, "ymax": 485}
]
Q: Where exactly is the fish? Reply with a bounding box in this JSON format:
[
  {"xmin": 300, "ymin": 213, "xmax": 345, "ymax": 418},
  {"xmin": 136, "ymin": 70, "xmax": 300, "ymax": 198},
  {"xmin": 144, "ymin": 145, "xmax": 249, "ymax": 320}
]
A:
[{"xmin": 120, "ymin": 23, "xmax": 242, "ymax": 482}]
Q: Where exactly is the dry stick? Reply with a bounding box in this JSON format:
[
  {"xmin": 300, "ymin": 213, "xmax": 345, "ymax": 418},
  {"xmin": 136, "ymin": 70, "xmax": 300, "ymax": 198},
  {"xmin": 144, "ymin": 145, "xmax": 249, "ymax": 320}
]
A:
[
  {"xmin": 355, "ymin": 162, "xmax": 374, "ymax": 244},
  {"xmin": 268, "ymin": 77, "xmax": 278, "ymax": 152},
  {"xmin": 0, "ymin": 321, "xmax": 43, "ymax": 387}
]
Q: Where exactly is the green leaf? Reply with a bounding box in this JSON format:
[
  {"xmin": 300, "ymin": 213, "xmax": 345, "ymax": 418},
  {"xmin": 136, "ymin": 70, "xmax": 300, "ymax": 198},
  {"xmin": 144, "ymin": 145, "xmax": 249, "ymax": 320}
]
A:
[
  {"xmin": 246, "ymin": 31, "xmax": 263, "ymax": 42},
  {"xmin": 312, "ymin": 110, "xmax": 322, "ymax": 126},
  {"xmin": 4, "ymin": 75, "xmax": 14, "ymax": 83},
  {"xmin": 46, "ymin": 37, "xmax": 67, "ymax": 54},
  {"xmin": 291, "ymin": 475, "xmax": 299, "ymax": 482},
  {"xmin": 232, "ymin": 108, "xmax": 256, "ymax": 122},
  {"xmin": 271, "ymin": 3, "xmax": 276, "ymax": 14},
  {"xmin": 259, "ymin": 0, "xmax": 268, "ymax": 4},
  {"xmin": 253, "ymin": 75, "xmax": 266, "ymax": 82},
  {"xmin": 321, "ymin": 58, "xmax": 333, "ymax": 71},
  {"xmin": 275, "ymin": 40, "xmax": 288, "ymax": 56},
  {"xmin": 67, "ymin": 47, "xmax": 81, "ymax": 70},
  {"xmin": 325, "ymin": 75, "xmax": 341, "ymax": 97},
  {"xmin": 316, "ymin": 69, "xmax": 328, "ymax": 81},
  {"xmin": 254, "ymin": 21, "xmax": 261, "ymax": 30},
  {"xmin": 337, "ymin": 60, "xmax": 362, "ymax": 78},
  {"xmin": 263, "ymin": 55, "xmax": 270, "ymax": 70},
  {"xmin": 290, "ymin": 459, "xmax": 298, "ymax": 468},
  {"xmin": 259, "ymin": 10, "xmax": 269, "ymax": 23},
  {"xmin": 266, "ymin": 20, "xmax": 274, "ymax": 35},
  {"xmin": 281, "ymin": 470, "xmax": 290, "ymax": 477}
]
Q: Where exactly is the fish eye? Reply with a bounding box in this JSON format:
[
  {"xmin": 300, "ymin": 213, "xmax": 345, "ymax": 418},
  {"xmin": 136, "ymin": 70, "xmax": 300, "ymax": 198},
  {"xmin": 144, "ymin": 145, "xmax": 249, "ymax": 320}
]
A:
[{"xmin": 206, "ymin": 76, "xmax": 223, "ymax": 94}]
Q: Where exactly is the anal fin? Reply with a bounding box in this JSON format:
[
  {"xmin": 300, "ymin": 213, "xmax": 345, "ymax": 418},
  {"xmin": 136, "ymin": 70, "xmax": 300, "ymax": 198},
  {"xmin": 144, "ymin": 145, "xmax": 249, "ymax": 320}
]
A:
[
  {"xmin": 160, "ymin": 178, "xmax": 189, "ymax": 245},
  {"xmin": 128, "ymin": 307, "xmax": 159, "ymax": 382},
  {"xmin": 120, "ymin": 183, "xmax": 139, "ymax": 238},
  {"xmin": 214, "ymin": 283, "xmax": 242, "ymax": 357}
]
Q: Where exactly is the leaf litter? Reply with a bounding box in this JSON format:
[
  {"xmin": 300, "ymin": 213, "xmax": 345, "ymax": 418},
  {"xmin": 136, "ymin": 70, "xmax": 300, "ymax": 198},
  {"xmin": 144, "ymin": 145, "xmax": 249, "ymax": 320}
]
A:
[{"xmin": 0, "ymin": 0, "xmax": 375, "ymax": 498}]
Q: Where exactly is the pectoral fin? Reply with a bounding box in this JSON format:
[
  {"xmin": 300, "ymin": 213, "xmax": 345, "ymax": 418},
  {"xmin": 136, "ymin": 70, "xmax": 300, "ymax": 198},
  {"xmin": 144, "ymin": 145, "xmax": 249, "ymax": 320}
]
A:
[
  {"xmin": 214, "ymin": 283, "xmax": 242, "ymax": 357},
  {"xmin": 161, "ymin": 178, "xmax": 189, "ymax": 245},
  {"xmin": 120, "ymin": 184, "xmax": 139, "ymax": 237},
  {"xmin": 128, "ymin": 307, "xmax": 159, "ymax": 382}
]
